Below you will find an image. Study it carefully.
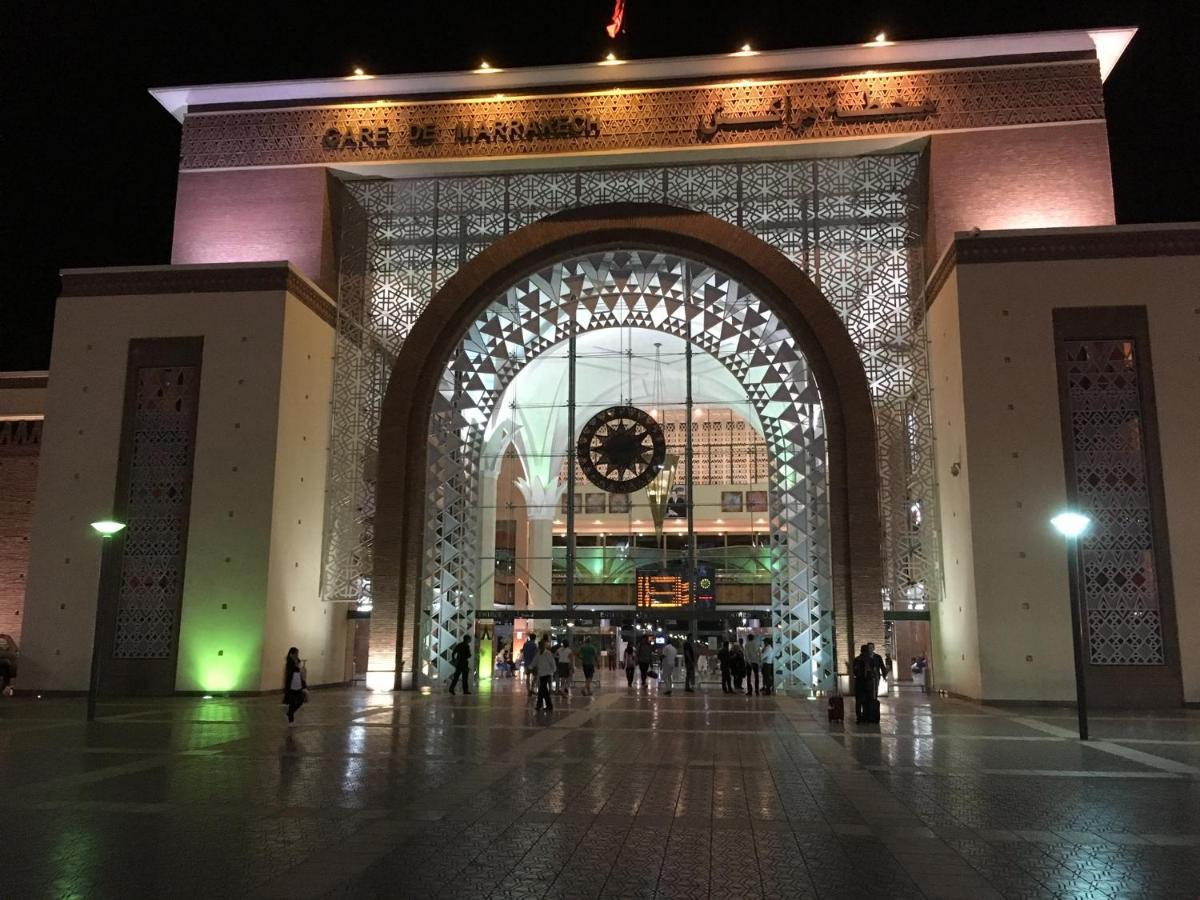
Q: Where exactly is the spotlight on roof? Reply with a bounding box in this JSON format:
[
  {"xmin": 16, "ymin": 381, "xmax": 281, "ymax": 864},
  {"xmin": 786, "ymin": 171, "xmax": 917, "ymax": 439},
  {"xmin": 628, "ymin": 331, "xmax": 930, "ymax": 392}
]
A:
[
  {"xmin": 476, "ymin": 60, "xmax": 499, "ymax": 73},
  {"xmin": 600, "ymin": 51, "xmax": 624, "ymax": 66},
  {"xmin": 347, "ymin": 66, "xmax": 374, "ymax": 81}
]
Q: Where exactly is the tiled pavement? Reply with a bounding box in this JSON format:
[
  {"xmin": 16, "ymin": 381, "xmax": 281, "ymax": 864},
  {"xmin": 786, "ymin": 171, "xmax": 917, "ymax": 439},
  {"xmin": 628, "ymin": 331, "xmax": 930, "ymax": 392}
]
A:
[{"xmin": 2, "ymin": 679, "xmax": 1200, "ymax": 899}]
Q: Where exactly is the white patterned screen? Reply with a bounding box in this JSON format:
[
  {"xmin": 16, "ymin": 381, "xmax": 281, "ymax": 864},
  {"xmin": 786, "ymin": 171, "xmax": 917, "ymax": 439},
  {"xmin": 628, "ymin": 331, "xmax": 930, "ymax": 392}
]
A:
[{"xmin": 322, "ymin": 156, "xmax": 938, "ymax": 674}]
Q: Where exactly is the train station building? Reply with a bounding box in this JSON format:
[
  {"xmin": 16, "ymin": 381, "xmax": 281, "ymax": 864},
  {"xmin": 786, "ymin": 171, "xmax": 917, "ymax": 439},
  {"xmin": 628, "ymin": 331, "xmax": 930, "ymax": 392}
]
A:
[{"xmin": 4, "ymin": 26, "xmax": 1198, "ymax": 707}]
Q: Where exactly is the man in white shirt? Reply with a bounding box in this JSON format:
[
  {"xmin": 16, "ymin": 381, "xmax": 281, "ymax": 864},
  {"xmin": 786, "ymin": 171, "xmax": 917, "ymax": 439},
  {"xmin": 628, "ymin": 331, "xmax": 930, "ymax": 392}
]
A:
[
  {"xmin": 761, "ymin": 637, "xmax": 776, "ymax": 695},
  {"xmin": 555, "ymin": 641, "xmax": 574, "ymax": 696},
  {"xmin": 744, "ymin": 633, "xmax": 762, "ymax": 696},
  {"xmin": 661, "ymin": 639, "xmax": 678, "ymax": 696}
]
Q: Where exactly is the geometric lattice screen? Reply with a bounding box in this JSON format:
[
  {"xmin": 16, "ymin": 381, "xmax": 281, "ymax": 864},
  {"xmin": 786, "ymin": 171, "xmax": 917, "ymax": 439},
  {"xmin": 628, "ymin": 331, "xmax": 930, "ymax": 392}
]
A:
[
  {"xmin": 1060, "ymin": 338, "xmax": 1165, "ymax": 665},
  {"xmin": 113, "ymin": 366, "xmax": 200, "ymax": 659},
  {"xmin": 322, "ymin": 155, "xmax": 938, "ymax": 648},
  {"xmin": 426, "ymin": 250, "xmax": 831, "ymax": 689}
]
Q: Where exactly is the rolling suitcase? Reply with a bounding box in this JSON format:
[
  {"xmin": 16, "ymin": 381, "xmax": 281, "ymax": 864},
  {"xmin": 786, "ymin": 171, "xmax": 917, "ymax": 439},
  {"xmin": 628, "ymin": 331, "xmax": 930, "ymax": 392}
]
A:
[
  {"xmin": 861, "ymin": 697, "xmax": 880, "ymax": 724},
  {"xmin": 827, "ymin": 695, "xmax": 844, "ymax": 722}
]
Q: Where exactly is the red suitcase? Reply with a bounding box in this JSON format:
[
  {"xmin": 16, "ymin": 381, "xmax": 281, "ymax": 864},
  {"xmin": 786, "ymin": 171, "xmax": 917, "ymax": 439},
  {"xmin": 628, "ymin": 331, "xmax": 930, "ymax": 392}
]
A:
[{"xmin": 827, "ymin": 695, "xmax": 844, "ymax": 722}]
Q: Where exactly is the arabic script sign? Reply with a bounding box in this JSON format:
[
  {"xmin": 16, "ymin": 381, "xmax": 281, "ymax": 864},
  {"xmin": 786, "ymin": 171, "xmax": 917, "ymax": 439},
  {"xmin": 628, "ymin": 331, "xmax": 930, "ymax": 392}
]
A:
[{"xmin": 698, "ymin": 91, "xmax": 936, "ymax": 139}]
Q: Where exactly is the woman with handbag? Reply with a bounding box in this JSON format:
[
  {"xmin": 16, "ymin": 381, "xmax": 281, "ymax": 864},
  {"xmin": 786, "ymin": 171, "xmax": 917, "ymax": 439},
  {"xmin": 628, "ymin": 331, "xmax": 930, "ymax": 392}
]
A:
[{"xmin": 283, "ymin": 646, "xmax": 307, "ymax": 725}]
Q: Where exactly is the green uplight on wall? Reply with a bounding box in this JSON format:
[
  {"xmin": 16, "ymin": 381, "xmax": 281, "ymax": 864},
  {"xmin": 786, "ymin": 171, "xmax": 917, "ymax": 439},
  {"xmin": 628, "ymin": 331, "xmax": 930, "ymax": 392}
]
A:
[{"xmin": 90, "ymin": 520, "xmax": 126, "ymax": 537}]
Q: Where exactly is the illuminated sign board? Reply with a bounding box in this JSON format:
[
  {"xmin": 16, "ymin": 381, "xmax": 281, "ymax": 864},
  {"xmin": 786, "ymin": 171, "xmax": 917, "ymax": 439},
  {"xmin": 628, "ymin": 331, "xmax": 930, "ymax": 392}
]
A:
[{"xmin": 635, "ymin": 562, "xmax": 716, "ymax": 609}]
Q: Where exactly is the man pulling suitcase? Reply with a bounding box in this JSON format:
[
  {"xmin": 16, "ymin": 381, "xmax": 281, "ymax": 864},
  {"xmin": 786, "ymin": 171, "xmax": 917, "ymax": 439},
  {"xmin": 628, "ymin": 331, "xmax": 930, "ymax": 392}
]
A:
[{"xmin": 852, "ymin": 642, "xmax": 886, "ymax": 723}]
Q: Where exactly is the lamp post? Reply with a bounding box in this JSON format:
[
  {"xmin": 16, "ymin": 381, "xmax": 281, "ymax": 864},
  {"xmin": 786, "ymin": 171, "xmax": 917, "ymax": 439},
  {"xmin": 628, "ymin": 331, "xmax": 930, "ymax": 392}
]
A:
[
  {"xmin": 87, "ymin": 519, "xmax": 126, "ymax": 722},
  {"xmin": 1051, "ymin": 511, "xmax": 1091, "ymax": 741}
]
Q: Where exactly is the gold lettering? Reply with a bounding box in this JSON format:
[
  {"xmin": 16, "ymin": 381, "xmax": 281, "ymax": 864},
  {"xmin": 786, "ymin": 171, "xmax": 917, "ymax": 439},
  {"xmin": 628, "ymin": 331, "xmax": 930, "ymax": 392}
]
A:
[{"xmin": 377, "ymin": 126, "xmax": 392, "ymax": 148}]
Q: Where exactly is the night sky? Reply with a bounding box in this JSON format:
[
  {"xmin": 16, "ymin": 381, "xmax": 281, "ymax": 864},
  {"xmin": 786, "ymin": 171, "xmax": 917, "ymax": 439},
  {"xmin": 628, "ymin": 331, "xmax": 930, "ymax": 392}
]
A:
[{"xmin": 2, "ymin": 1, "xmax": 1197, "ymax": 371}]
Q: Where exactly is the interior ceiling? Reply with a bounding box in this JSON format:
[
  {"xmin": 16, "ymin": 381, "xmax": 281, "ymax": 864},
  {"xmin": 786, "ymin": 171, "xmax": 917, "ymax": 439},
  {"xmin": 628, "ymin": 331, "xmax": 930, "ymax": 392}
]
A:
[{"xmin": 488, "ymin": 328, "xmax": 763, "ymax": 437}]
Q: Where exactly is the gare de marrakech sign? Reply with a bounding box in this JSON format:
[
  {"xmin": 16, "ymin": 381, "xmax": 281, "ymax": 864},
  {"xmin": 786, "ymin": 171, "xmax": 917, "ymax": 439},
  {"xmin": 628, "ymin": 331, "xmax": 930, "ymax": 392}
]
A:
[
  {"xmin": 321, "ymin": 90, "xmax": 934, "ymax": 152},
  {"xmin": 178, "ymin": 61, "xmax": 1104, "ymax": 169}
]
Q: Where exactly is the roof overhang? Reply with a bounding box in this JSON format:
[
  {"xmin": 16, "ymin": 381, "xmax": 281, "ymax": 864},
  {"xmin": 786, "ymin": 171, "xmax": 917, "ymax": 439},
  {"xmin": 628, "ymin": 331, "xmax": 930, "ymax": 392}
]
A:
[{"xmin": 149, "ymin": 26, "xmax": 1137, "ymax": 122}]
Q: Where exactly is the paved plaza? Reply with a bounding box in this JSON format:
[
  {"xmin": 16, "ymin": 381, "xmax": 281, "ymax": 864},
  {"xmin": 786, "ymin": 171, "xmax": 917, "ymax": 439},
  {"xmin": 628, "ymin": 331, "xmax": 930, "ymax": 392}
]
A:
[{"xmin": 2, "ymin": 679, "xmax": 1200, "ymax": 899}]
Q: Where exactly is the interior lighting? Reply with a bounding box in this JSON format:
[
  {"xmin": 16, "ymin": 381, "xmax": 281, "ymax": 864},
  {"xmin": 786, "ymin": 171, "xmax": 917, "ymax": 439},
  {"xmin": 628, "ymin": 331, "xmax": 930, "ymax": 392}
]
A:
[
  {"xmin": 365, "ymin": 670, "xmax": 395, "ymax": 692},
  {"xmin": 1051, "ymin": 511, "xmax": 1091, "ymax": 539},
  {"xmin": 90, "ymin": 520, "xmax": 126, "ymax": 536}
]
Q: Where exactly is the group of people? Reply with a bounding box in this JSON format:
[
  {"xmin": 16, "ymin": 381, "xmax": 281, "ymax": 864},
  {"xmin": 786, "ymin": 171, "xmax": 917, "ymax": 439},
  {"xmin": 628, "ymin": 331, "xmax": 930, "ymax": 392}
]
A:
[
  {"xmin": 715, "ymin": 634, "xmax": 776, "ymax": 695},
  {"xmin": 517, "ymin": 633, "xmax": 601, "ymax": 711}
]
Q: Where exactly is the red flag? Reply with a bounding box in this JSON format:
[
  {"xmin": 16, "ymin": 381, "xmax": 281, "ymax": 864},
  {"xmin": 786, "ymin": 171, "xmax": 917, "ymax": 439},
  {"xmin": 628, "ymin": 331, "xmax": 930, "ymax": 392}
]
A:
[{"xmin": 605, "ymin": 0, "xmax": 625, "ymax": 38}]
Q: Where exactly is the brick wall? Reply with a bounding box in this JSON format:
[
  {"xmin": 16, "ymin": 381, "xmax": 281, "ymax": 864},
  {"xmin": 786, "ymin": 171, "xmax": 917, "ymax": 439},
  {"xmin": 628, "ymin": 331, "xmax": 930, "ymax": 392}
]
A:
[
  {"xmin": 926, "ymin": 122, "xmax": 1116, "ymax": 270},
  {"xmin": 0, "ymin": 420, "xmax": 41, "ymax": 644},
  {"xmin": 171, "ymin": 168, "xmax": 338, "ymax": 296}
]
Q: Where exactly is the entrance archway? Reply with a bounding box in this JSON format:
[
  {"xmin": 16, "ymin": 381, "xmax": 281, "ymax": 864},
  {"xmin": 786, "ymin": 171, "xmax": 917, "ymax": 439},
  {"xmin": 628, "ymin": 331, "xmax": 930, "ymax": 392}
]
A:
[{"xmin": 369, "ymin": 204, "xmax": 882, "ymax": 690}]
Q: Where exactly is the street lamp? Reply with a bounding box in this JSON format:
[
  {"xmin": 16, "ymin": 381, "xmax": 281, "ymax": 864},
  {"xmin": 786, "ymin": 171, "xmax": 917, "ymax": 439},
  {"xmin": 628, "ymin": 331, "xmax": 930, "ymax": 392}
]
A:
[
  {"xmin": 1051, "ymin": 510, "xmax": 1091, "ymax": 740},
  {"xmin": 88, "ymin": 519, "xmax": 126, "ymax": 721}
]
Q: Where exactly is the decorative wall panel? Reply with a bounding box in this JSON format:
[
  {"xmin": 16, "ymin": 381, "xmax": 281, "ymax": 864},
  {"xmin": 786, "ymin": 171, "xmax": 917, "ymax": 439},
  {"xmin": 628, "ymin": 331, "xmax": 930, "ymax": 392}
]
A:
[
  {"xmin": 180, "ymin": 61, "xmax": 1104, "ymax": 170},
  {"xmin": 113, "ymin": 366, "xmax": 201, "ymax": 659},
  {"xmin": 1060, "ymin": 338, "xmax": 1164, "ymax": 665},
  {"xmin": 322, "ymin": 154, "xmax": 940, "ymax": 680}
]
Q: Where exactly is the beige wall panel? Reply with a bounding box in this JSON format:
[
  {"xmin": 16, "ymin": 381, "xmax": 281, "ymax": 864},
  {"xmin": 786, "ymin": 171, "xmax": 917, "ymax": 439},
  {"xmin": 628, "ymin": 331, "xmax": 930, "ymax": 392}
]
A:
[
  {"xmin": 259, "ymin": 294, "xmax": 344, "ymax": 690},
  {"xmin": 927, "ymin": 271, "xmax": 982, "ymax": 698},
  {"xmin": 21, "ymin": 290, "xmax": 286, "ymax": 691},
  {"xmin": 954, "ymin": 255, "xmax": 1200, "ymax": 703},
  {"xmin": 0, "ymin": 386, "xmax": 47, "ymax": 419}
]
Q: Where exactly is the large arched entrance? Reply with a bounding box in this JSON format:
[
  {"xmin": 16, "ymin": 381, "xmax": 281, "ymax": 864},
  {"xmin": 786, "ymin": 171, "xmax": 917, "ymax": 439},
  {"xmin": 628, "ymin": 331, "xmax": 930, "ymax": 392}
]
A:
[{"xmin": 369, "ymin": 204, "xmax": 882, "ymax": 690}]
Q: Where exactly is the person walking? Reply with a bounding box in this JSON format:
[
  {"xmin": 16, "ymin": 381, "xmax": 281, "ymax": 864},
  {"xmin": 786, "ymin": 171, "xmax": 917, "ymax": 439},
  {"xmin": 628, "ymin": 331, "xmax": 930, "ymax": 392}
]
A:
[
  {"xmin": 744, "ymin": 633, "xmax": 761, "ymax": 696},
  {"xmin": 730, "ymin": 640, "xmax": 746, "ymax": 692},
  {"xmin": 853, "ymin": 643, "xmax": 886, "ymax": 723},
  {"xmin": 580, "ymin": 636, "xmax": 598, "ymax": 696},
  {"xmin": 661, "ymin": 639, "xmax": 678, "ymax": 695},
  {"xmin": 718, "ymin": 640, "xmax": 733, "ymax": 694},
  {"xmin": 521, "ymin": 633, "xmax": 540, "ymax": 695},
  {"xmin": 534, "ymin": 638, "xmax": 556, "ymax": 712},
  {"xmin": 448, "ymin": 635, "xmax": 472, "ymax": 694},
  {"xmin": 637, "ymin": 634, "xmax": 654, "ymax": 689},
  {"xmin": 683, "ymin": 635, "xmax": 697, "ymax": 692},
  {"xmin": 868, "ymin": 641, "xmax": 887, "ymax": 699},
  {"xmin": 761, "ymin": 637, "xmax": 776, "ymax": 695},
  {"xmin": 623, "ymin": 641, "xmax": 637, "ymax": 689},
  {"xmin": 556, "ymin": 639, "xmax": 574, "ymax": 697},
  {"xmin": 282, "ymin": 646, "xmax": 306, "ymax": 725}
]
